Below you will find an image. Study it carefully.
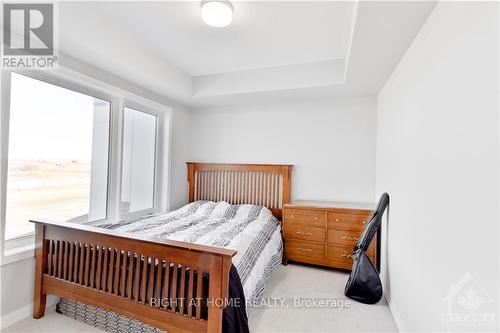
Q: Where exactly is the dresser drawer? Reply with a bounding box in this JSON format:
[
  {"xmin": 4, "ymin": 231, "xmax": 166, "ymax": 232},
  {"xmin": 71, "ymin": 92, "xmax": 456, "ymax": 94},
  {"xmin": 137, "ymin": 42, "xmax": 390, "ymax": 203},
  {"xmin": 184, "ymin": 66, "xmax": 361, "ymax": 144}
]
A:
[
  {"xmin": 284, "ymin": 224, "xmax": 325, "ymax": 243},
  {"xmin": 327, "ymin": 228, "xmax": 360, "ymax": 246},
  {"xmin": 285, "ymin": 239, "xmax": 325, "ymax": 259},
  {"xmin": 284, "ymin": 208, "xmax": 326, "ymax": 227},
  {"xmin": 327, "ymin": 211, "xmax": 371, "ymax": 230},
  {"xmin": 328, "ymin": 229, "xmax": 377, "ymax": 254},
  {"xmin": 326, "ymin": 245, "xmax": 354, "ymax": 269}
]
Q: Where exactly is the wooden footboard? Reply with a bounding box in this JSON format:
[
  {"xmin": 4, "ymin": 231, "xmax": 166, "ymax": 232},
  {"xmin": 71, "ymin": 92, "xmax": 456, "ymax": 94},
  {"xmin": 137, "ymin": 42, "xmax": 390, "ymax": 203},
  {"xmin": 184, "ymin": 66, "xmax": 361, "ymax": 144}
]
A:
[{"xmin": 31, "ymin": 219, "xmax": 236, "ymax": 333}]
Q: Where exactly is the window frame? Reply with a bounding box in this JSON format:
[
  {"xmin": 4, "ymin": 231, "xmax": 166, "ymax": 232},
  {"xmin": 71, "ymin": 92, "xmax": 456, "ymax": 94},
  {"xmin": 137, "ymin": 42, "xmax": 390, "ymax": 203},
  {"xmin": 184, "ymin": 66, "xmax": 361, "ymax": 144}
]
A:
[{"xmin": 0, "ymin": 69, "xmax": 172, "ymax": 265}]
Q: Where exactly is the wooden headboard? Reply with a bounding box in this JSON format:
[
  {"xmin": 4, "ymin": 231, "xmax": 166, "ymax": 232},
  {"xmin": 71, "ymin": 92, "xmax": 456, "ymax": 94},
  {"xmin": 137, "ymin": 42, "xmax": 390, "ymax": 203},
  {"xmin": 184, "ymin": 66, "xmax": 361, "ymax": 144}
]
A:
[{"xmin": 187, "ymin": 162, "xmax": 292, "ymax": 219}]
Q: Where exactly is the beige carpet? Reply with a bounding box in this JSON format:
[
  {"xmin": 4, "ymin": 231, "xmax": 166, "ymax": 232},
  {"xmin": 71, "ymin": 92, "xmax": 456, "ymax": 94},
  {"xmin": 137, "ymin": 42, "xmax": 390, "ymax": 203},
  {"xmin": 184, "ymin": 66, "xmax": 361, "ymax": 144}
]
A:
[{"xmin": 4, "ymin": 263, "xmax": 397, "ymax": 333}]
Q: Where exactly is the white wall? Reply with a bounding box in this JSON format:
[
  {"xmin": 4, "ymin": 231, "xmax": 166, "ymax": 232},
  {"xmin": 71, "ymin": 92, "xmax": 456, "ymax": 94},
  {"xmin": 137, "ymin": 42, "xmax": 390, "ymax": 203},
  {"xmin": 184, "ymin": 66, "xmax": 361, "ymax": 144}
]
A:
[
  {"xmin": 169, "ymin": 106, "xmax": 191, "ymax": 210},
  {"xmin": 0, "ymin": 257, "xmax": 59, "ymax": 329},
  {"xmin": 376, "ymin": 2, "xmax": 499, "ymax": 332},
  {"xmin": 190, "ymin": 98, "xmax": 377, "ymax": 203}
]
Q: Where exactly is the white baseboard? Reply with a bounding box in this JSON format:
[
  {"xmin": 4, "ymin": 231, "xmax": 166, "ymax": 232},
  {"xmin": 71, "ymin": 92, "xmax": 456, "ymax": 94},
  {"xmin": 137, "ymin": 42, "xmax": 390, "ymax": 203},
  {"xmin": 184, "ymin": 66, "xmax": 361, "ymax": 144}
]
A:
[
  {"xmin": 383, "ymin": 278, "xmax": 408, "ymax": 333},
  {"xmin": 387, "ymin": 296, "xmax": 408, "ymax": 332},
  {"xmin": 1, "ymin": 297, "xmax": 58, "ymax": 330}
]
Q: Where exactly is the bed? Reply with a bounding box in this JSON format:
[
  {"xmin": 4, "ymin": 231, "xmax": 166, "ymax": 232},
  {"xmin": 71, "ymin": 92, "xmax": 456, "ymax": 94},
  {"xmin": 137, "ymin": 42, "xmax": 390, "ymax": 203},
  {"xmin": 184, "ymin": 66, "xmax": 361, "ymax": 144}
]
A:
[{"xmin": 31, "ymin": 162, "xmax": 293, "ymax": 333}]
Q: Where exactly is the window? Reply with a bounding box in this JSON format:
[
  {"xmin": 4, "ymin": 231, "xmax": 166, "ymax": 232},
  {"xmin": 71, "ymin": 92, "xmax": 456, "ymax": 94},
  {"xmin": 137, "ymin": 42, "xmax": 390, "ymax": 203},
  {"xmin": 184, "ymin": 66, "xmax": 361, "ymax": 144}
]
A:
[
  {"xmin": 1, "ymin": 71, "xmax": 170, "ymax": 261},
  {"xmin": 120, "ymin": 107, "xmax": 157, "ymax": 214},
  {"xmin": 4, "ymin": 73, "xmax": 110, "ymax": 240}
]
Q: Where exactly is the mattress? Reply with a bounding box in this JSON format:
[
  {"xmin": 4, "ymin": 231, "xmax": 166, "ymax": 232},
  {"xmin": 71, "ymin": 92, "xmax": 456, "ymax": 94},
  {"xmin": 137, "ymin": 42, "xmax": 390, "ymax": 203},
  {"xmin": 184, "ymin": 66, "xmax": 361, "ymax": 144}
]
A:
[{"xmin": 57, "ymin": 201, "xmax": 283, "ymax": 332}]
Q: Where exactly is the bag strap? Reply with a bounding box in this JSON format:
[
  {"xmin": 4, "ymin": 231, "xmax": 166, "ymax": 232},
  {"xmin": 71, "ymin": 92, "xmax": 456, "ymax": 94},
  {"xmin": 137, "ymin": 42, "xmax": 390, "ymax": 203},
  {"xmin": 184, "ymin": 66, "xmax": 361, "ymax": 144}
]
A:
[{"xmin": 353, "ymin": 193, "xmax": 389, "ymax": 252}]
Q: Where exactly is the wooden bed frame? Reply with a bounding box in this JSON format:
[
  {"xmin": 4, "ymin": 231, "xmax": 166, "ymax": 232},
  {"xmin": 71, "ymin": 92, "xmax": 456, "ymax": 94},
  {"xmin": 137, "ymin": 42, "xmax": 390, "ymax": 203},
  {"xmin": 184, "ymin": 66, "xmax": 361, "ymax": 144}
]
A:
[{"xmin": 31, "ymin": 162, "xmax": 292, "ymax": 333}]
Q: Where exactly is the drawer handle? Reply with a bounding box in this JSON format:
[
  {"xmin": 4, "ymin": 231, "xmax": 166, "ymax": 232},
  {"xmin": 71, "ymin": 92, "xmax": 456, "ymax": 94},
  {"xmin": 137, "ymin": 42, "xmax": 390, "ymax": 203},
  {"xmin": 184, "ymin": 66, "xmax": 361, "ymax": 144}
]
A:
[
  {"xmin": 335, "ymin": 218, "xmax": 341, "ymax": 222},
  {"xmin": 341, "ymin": 236, "xmax": 358, "ymax": 241},
  {"xmin": 314, "ymin": 216, "xmax": 318, "ymax": 220},
  {"xmin": 340, "ymin": 251, "xmax": 352, "ymax": 258},
  {"xmin": 291, "ymin": 214, "xmax": 295, "ymax": 218},
  {"xmin": 296, "ymin": 247, "xmax": 312, "ymax": 252},
  {"xmin": 296, "ymin": 231, "xmax": 312, "ymax": 236}
]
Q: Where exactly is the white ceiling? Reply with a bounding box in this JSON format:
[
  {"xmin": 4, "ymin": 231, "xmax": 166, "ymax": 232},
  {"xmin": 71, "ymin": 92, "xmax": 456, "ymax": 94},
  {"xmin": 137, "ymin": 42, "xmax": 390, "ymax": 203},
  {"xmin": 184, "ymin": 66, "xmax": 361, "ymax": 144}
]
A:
[
  {"xmin": 79, "ymin": 1, "xmax": 356, "ymax": 76},
  {"xmin": 56, "ymin": 1, "xmax": 437, "ymax": 108}
]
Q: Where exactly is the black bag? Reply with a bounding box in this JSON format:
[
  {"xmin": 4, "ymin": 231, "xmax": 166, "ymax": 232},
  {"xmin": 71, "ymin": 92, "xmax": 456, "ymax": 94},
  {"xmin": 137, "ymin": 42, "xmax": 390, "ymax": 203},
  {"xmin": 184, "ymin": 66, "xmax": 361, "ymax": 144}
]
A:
[{"xmin": 344, "ymin": 193, "xmax": 389, "ymax": 304}]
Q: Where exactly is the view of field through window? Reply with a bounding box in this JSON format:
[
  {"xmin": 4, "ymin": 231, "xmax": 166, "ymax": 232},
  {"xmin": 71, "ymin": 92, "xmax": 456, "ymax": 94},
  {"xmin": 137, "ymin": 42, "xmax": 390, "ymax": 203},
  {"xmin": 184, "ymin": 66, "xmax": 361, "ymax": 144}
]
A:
[
  {"xmin": 6, "ymin": 160, "xmax": 92, "ymax": 238},
  {"xmin": 5, "ymin": 73, "xmax": 110, "ymax": 240}
]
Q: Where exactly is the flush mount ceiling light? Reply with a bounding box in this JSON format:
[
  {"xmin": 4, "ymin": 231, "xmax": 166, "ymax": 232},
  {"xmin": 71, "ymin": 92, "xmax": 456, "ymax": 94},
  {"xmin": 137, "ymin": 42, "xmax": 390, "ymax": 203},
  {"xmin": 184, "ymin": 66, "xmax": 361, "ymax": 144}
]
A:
[{"xmin": 201, "ymin": 0, "xmax": 233, "ymax": 27}]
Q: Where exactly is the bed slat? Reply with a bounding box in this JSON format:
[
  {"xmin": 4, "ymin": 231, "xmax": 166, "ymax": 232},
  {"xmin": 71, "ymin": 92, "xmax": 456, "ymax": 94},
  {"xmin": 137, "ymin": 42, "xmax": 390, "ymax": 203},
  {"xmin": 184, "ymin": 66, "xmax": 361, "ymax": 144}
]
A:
[
  {"xmin": 96, "ymin": 246, "xmax": 102, "ymax": 290},
  {"xmin": 90, "ymin": 244, "xmax": 96, "ymax": 288},
  {"xmin": 196, "ymin": 270, "xmax": 203, "ymax": 320},
  {"xmin": 108, "ymin": 248, "xmax": 115, "ymax": 293},
  {"xmin": 48, "ymin": 240, "xmax": 53, "ymax": 276},
  {"xmin": 141, "ymin": 257, "xmax": 148, "ymax": 304},
  {"xmin": 114, "ymin": 249, "xmax": 121, "ymax": 295},
  {"xmin": 179, "ymin": 265, "xmax": 186, "ymax": 315},
  {"xmin": 120, "ymin": 251, "xmax": 127, "ymax": 297},
  {"xmin": 102, "ymin": 247, "xmax": 109, "ymax": 291},
  {"xmin": 171, "ymin": 264, "xmax": 178, "ymax": 313},
  {"xmin": 68, "ymin": 242, "xmax": 74, "ymax": 282},
  {"xmin": 56, "ymin": 241, "xmax": 62, "ymax": 278},
  {"xmin": 75, "ymin": 242, "xmax": 81, "ymax": 283},
  {"xmin": 155, "ymin": 258, "xmax": 162, "ymax": 307},
  {"xmin": 84, "ymin": 244, "xmax": 90, "ymax": 286},
  {"xmin": 162, "ymin": 261, "xmax": 171, "ymax": 310},
  {"xmin": 62, "ymin": 241, "xmax": 68, "ymax": 280},
  {"xmin": 127, "ymin": 253, "xmax": 134, "ymax": 299},
  {"xmin": 187, "ymin": 266, "xmax": 194, "ymax": 317},
  {"xmin": 134, "ymin": 255, "xmax": 141, "ymax": 302},
  {"xmin": 148, "ymin": 257, "xmax": 155, "ymax": 305}
]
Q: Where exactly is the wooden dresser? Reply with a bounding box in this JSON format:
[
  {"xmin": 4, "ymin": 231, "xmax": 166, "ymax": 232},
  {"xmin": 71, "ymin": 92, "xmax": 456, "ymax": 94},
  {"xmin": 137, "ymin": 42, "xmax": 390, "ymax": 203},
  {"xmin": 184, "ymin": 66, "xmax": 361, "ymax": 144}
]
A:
[{"xmin": 282, "ymin": 201, "xmax": 377, "ymax": 271}]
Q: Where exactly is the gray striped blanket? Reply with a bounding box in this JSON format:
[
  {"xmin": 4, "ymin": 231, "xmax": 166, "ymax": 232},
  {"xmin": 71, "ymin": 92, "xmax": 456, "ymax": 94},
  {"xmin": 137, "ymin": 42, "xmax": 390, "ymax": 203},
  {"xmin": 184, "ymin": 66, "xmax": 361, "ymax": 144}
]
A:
[
  {"xmin": 89, "ymin": 200, "xmax": 283, "ymax": 303},
  {"xmin": 57, "ymin": 201, "xmax": 283, "ymax": 332}
]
